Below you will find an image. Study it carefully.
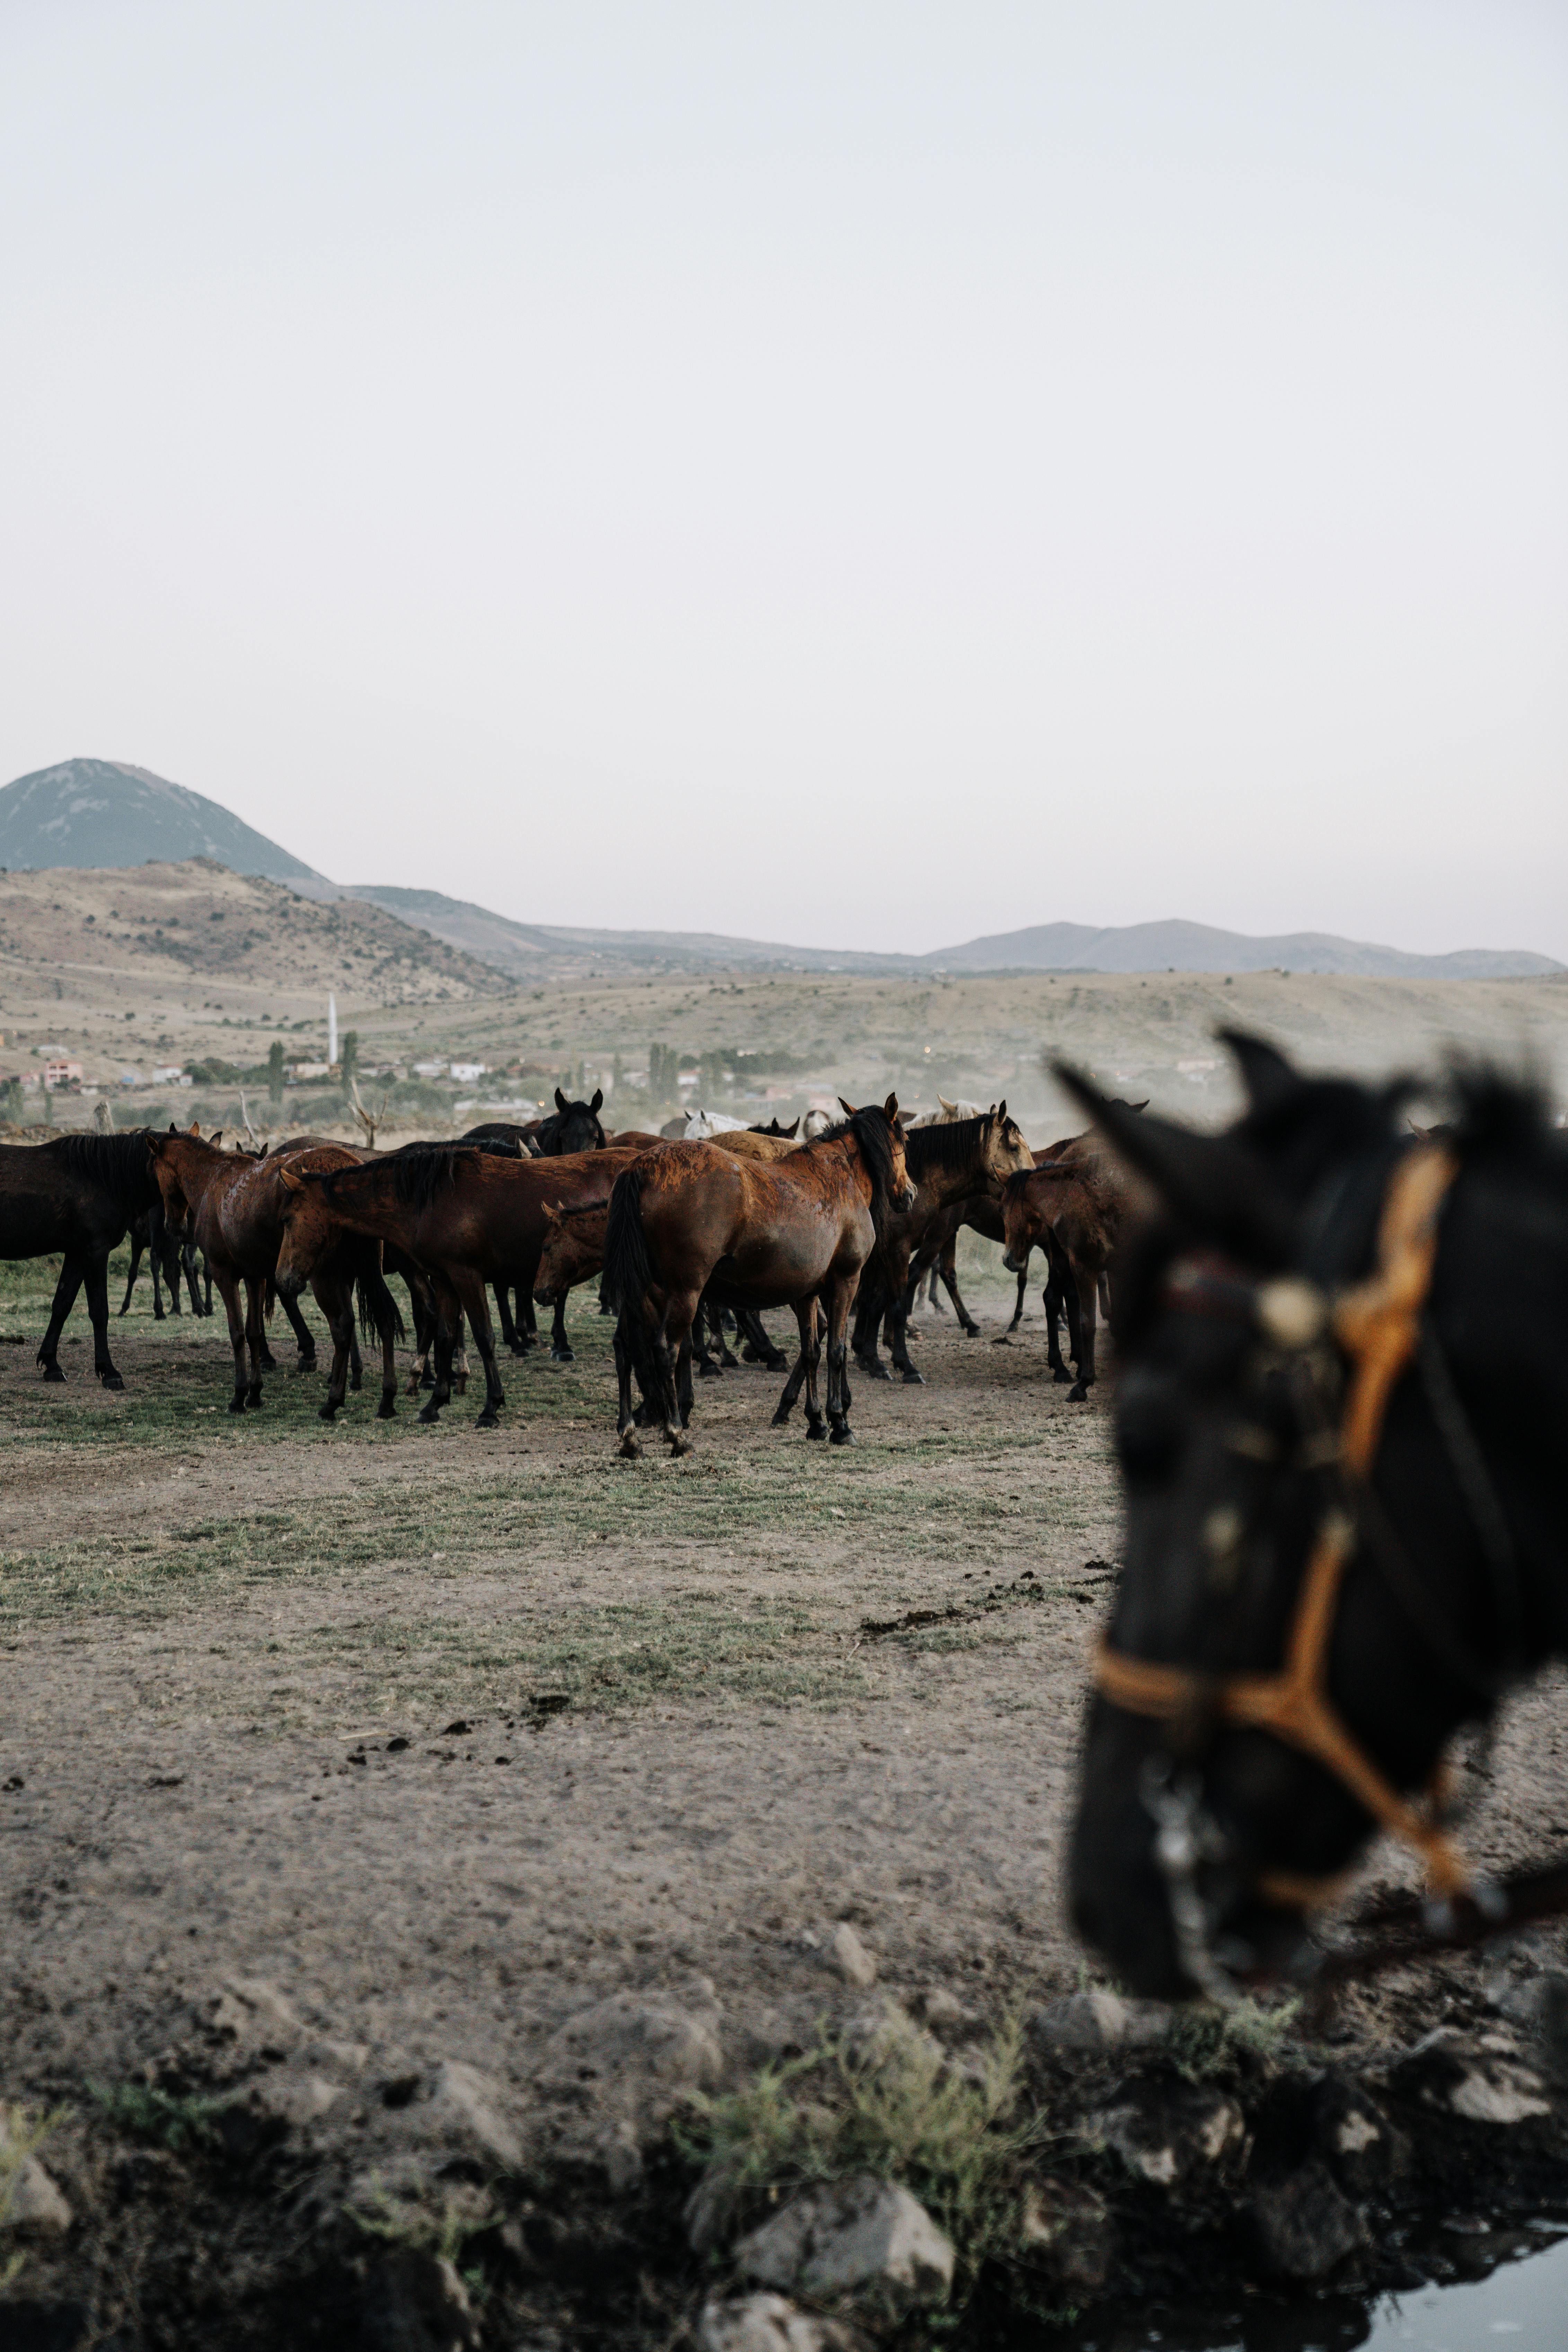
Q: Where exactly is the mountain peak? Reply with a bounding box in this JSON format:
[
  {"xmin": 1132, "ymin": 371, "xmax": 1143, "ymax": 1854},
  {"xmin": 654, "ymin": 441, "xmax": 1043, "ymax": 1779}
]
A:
[{"xmin": 0, "ymin": 757, "xmax": 326, "ymax": 883}]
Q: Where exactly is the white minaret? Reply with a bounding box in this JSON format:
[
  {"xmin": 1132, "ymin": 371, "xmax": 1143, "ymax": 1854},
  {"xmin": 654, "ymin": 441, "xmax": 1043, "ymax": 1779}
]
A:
[{"xmin": 328, "ymin": 992, "xmax": 338, "ymax": 1067}]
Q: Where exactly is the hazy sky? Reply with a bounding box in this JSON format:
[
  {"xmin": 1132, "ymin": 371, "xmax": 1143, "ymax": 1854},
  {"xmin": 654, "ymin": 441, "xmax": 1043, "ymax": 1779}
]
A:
[{"xmin": 2, "ymin": 2, "xmax": 1564, "ymax": 955}]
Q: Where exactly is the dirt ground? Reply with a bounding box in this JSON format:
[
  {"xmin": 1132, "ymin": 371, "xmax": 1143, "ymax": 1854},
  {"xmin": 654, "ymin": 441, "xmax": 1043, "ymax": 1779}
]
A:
[{"xmin": 5, "ymin": 1245, "xmax": 1568, "ymax": 2345}]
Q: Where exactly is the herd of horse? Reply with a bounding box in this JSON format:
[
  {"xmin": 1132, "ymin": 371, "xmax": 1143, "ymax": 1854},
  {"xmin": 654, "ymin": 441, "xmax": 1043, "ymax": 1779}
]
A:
[
  {"xmin": 0, "ymin": 1084, "xmax": 1144, "ymax": 1447},
  {"xmin": 2, "ymin": 1029, "xmax": 1564, "ymax": 2006}
]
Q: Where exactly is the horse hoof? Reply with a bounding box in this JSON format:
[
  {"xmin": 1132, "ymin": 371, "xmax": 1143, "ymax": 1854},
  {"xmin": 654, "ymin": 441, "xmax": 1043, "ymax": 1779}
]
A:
[
  {"xmin": 349, "ymin": 1374, "xmax": 362, "ymax": 1393},
  {"xmin": 805, "ymin": 1419, "xmax": 827, "ymax": 1441},
  {"xmin": 962, "ymin": 1324, "xmax": 980, "ymax": 1339},
  {"xmin": 619, "ymin": 1431, "xmax": 643, "ymax": 1459},
  {"xmin": 829, "ymin": 1424, "xmax": 854, "ymax": 1445},
  {"xmin": 671, "ymin": 1433, "xmax": 694, "ymax": 1457},
  {"xmin": 99, "ymin": 1370, "xmax": 125, "ymax": 1391},
  {"xmin": 697, "ymin": 1361, "xmax": 722, "ymax": 1379},
  {"xmin": 770, "ymin": 1407, "xmax": 793, "ymax": 1428},
  {"xmin": 246, "ymin": 1390, "xmax": 264, "ymax": 1409},
  {"xmin": 228, "ymin": 1395, "xmax": 246, "ymax": 1414},
  {"xmin": 40, "ymin": 1364, "xmax": 65, "ymax": 1384},
  {"xmin": 552, "ymin": 1347, "xmax": 575, "ymax": 1365},
  {"xmin": 417, "ymin": 1403, "xmax": 442, "ymax": 1425},
  {"xmin": 377, "ymin": 1396, "xmax": 397, "ymax": 1420},
  {"xmin": 318, "ymin": 1401, "xmax": 339, "ymax": 1422},
  {"xmin": 1068, "ymin": 1383, "xmax": 1090, "ymax": 1403},
  {"xmin": 1052, "ymin": 1367, "xmax": 1073, "ymax": 1385},
  {"xmin": 865, "ymin": 1362, "xmax": 892, "ymax": 1383},
  {"xmin": 476, "ymin": 1408, "xmax": 500, "ymax": 1429},
  {"xmin": 899, "ymin": 1367, "xmax": 925, "ymax": 1385}
]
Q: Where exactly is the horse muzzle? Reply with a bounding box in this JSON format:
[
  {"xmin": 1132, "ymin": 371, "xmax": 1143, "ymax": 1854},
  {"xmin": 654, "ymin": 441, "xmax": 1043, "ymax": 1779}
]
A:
[{"xmin": 897, "ymin": 1181, "xmax": 917, "ymax": 1210}]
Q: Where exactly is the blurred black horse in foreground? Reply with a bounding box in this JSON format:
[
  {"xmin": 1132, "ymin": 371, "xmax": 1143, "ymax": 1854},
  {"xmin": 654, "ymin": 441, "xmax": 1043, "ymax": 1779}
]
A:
[{"xmin": 1066, "ymin": 1031, "xmax": 1568, "ymax": 1999}]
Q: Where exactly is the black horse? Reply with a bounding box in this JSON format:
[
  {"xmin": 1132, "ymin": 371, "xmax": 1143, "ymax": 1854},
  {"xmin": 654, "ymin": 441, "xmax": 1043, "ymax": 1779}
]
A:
[
  {"xmin": 467, "ymin": 1091, "xmax": 605, "ymax": 1355},
  {"xmin": 1065, "ymin": 1032, "xmax": 1568, "ymax": 2000},
  {"xmin": 0, "ymin": 1131, "xmax": 164, "ymax": 1386}
]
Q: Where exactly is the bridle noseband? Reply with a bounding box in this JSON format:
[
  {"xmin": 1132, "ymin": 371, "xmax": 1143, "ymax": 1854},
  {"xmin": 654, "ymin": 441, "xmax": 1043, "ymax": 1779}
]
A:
[{"xmin": 1097, "ymin": 1143, "xmax": 1515, "ymax": 1973}]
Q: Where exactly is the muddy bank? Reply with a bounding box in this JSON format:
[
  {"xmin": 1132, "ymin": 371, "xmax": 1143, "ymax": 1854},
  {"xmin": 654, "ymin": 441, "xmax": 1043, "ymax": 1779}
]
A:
[{"xmin": 7, "ymin": 1931, "xmax": 1568, "ymax": 2350}]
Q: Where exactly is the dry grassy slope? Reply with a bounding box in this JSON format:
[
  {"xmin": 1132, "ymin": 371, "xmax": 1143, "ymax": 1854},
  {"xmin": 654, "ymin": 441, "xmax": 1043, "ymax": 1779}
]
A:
[{"xmin": 0, "ymin": 860, "xmax": 513, "ymax": 1075}]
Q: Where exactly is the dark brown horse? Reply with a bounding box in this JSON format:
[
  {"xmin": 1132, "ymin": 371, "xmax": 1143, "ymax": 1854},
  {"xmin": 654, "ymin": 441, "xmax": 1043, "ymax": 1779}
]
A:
[
  {"xmin": 1001, "ymin": 1139, "xmax": 1138, "ymax": 1400},
  {"xmin": 275, "ymin": 1144, "xmax": 648, "ymax": 1426},
  {"xmin": 850, "ymin": 1107, "xmax": 1033, "ymax": 1382},
  {"xmin": 602, "ymin": 1099, "xmax": 914, "ymax": 1454},
  {"xmin": 149, "ymin": 1132, "xmax": 403, "ymax": 1416},
  {"xmin": 0, "ymin": 1131, "xmax": 164, "ymax": 1386}
]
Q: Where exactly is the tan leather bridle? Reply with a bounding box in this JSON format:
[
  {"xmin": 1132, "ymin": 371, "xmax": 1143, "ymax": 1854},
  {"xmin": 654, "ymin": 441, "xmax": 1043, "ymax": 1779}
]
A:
[{"xmin": 1096, "ymin": 1142, "xmax": 1472, "ymax": 1912}]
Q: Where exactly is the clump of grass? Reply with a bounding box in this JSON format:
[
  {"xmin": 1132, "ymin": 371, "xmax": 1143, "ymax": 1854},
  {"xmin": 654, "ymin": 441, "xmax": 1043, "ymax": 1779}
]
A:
[
  {"xmin": 1, "ymin": 2101, "xmax": 71, "ymax": 2289},
  {"xmin": 1166, "ymin": 1994, "xmax": 1302, "ymax": 2081},
  {"xmin": 347, "ymin": 2184, "xmax": 496, "ymax": 2266},
  {"xmin": 89, "ymin": 2080, "xmax": 231, "ymax": 2151},
  {"xmin": 684, "ymin": 2008, "xmax": 1056, "ymax": 2301}
]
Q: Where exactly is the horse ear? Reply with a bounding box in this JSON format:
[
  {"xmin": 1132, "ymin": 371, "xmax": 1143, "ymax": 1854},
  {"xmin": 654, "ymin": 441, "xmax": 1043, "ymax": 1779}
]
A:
[
  {"xmin": 838, "ymin": 1096, "xmax": 857, "ymax": 1117},
  {"xmin": 188, "ymin": 1120, "xmax": 200, "ymax": 1135},
  {"xmin": 1219, "ymin": 1029, "xmax": 1301, "ymax": 1118},
  {"xmin": 784, "ymin": 1117, "xmax": 799, "ymax": 1137},
  {"xmin": 589, "ymin": 1089, "xmax": 603, "ymax": 1113},
  {"xmin": 884, "ymin": 1093, "xmax": 899, "ymax": 1122},
  {"xmin": 1053, "ymin": 1062, "xmax": 1293, "ymax": 1264},
  {"xmin": 210, "ymin": 1130, "xmax": 223, "ymax": 1146},
  {"xmin": 279, "ymin": 1165, "xmax": 305, "ymax": 1194},
  {"xmin": 555, "ymin": 1087, "xmax": 569, "ymax": 1113},
  {"xmin": 997, "ymin": 1099, "xmax": 1007, "ymax": 1120}
]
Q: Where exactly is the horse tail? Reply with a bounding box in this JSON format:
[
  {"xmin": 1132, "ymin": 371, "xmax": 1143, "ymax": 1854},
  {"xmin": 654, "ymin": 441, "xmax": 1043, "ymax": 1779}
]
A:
[
  {"xmin": 357, "ymin": 1268, "xmax": 405, "ymax": 1345},
  {"xmin": 603, "ymin": 1166, "xmax": 673, "ymax": 1417}
]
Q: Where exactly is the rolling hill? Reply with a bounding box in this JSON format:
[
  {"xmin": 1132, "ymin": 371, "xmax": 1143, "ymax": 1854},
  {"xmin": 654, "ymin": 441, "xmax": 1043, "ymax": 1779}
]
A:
[{"xmin": 3, "ymin": 759, "xmax": 1558, "ymax": 979}]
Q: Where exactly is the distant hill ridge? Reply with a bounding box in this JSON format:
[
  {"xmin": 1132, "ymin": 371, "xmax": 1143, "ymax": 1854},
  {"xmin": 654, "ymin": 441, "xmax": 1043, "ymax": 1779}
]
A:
[{"xmin": 1, "ymin": 759, "xmax": 1558, "ymax": 979}]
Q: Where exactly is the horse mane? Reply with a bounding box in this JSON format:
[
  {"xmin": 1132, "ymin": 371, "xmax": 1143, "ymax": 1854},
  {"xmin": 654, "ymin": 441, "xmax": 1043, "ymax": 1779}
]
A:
[
  {"xmin": 376, "ymin": 1143, "xmax": 478, "ymax": 1212},
  {"xmin": 824, "ymin": 1107, "xmax": 898, "ymax": 1232},
  {"xmin": 902, "ymin": 1113, "xmax": 992, "ymax": 1177},
  {"xmin": 49, "ymin": 1130, "xmax": 158, "ymax": 1213}
]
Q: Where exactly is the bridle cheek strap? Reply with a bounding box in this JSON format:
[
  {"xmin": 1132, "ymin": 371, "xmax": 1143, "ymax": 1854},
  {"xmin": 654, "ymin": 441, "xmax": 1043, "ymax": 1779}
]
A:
[{"xmin": 1097, "ymin": 1145, "xmax": 1469, "ymax": 1909}]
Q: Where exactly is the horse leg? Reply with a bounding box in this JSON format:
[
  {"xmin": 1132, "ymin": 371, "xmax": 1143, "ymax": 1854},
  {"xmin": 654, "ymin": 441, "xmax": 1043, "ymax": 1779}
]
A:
[
  {"xmin": 493, "ymin": 1281, "xmax": 519, "ymax": 1355},
  {"xmin": 771, "ymin": 1301, "xmax": 813, "ymax": 1427},
  {"xmin": 119, "ymin": 1232, "xmax": 145, "ymax": 1319},
  {"xmin": 417, "ymin": 1278, "xmax": 464, "ymax": 1423},
  {"xmin": 205, "ymin": 1266, "xmax": 246, "ymax": 1411},
  {"xmin": 1001, "ymin": 1246, "xmax": 1029, "ymax": 1338},
  {"xmin": 549, "ymin": 1267, "xmax": 574, "ymax": 1364},
  {"xmin": 598, "ymin": 1275, "xmax": 613, "ymax": 1316},
  {"xmin": 315, "ymin": 1277, "xmax": 353, "ymax": 1420},
  {"xmin": 695, "ymin": 1296, "xmax": 723, "ymax": 1378},
  {"xmin": 852, "ymin": 1283, "xmax": 891, "ymax": 1381},
  {"xmin": 456, "ymin": 1272, "xmax": 506, "ymax": 1428},
  {"xmin": 888, "ymin": 1286, "xmax": 923, "ymax": 1384},
  {"xmin": 825, "ymin": 1280, "xmax": 856, "ymax": 1445},
  {"xmin": 1099, "ymin": 1272, "xmax": 1112, "ymax": 1322},
  {"xmin": 198, "ymin": 1249, "xmax": 212, "ymax": 1316},
  {"xmin": 926, "ymin": 1259, "xmax": 941, "ymax": 1309},
  {"xmin": 274, "ymin": 1285, "xmax": 315, "ymax": 1371},
  {"xmin": 937, "ymin": 1237, "xmax": 982, "ymax": 1338},
  {"xmin": 84, "ymin": 1253, "xmax": 123, "ymax": 1388},
  {"xmin": 668, "ymin": 1300, "xmax": 698, "ymax": 1451},
  {"xmin": 243, "ymin": 1278, "xmax": 268, "ymax": 1406},
  {"xmin": 1067, "ymin": 1262, "xmax": 1098, "ymax": 1403},
  {"xmin": 36, "ymin": 1254, "xmax": 87, "ymax": 1382},
  {"xmin": 452, "ymin": 1308, "xmax": 470, "ymax": 1395}
]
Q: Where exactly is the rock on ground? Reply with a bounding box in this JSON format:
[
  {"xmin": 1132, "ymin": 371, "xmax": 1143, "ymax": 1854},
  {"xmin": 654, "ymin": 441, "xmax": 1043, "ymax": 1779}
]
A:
[
  {"xmin": 734, "ymin": 2176, "xmax": 954, "ymax": 2312},
  {"xmin": 697, "ymin": 2291, "xmax": 865, "ymax": 2352},
  {"xmin": 1250, "ymin": 2159, "xmax": 1367, "ymax": 2282}
]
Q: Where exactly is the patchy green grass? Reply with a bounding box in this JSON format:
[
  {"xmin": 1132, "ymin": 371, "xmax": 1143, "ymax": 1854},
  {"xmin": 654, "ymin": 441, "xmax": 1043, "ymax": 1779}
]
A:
[{"xmin": 685, "ymin": 2008, "xmax": 1060, "ymax": 2313}]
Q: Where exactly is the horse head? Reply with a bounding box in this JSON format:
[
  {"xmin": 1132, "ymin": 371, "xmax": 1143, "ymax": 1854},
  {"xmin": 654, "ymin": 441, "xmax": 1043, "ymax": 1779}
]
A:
[
  {"xmin": 550, "ymin": 1088, "xmax": 607, "ymax": 1154},
  {"xmin": 1062, "ymin": 1031, "xmax": 1568, "ymax": 2000},
  {"xmin": 980, "ymin": 1100, "xmax": 1033, "ymax": 1185}
]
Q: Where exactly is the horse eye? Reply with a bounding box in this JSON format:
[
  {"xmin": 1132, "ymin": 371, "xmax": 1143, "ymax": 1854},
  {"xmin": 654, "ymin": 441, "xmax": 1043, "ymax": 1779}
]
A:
[{"xmin": 1115, "ymin": 1377, "xmax": 1182, "ymax": 1486}]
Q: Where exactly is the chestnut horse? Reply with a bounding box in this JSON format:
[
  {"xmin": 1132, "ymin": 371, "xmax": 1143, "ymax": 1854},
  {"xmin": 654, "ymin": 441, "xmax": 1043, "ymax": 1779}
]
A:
[
  {"xmin": 275, "ymin": 1144, "xmax": 650, "ymax": 1426},
  {"xmin": 1001, "ymin": 1137, "xmax": 1138, "ymax": 1400},
  {"xmin": 602, "ymin": 1098, "xmax": 914, "ymax": 1455},
  {"xmin": 149, "ymin": 1132, "xmax": 404, "ymax": 1416}
]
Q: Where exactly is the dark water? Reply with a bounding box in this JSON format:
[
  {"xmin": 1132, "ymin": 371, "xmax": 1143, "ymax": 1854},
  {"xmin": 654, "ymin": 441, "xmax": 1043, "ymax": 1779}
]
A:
[{"xmin": 1059, "ymin": 2227, "xmax": 1568, "ymax": 2350}]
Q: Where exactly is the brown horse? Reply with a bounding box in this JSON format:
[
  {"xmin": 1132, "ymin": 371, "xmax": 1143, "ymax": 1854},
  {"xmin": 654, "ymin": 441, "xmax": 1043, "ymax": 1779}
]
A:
[
  {"xmin": 149, "ymin": 1132, "xmax": 403, "ymax": 1416},
  {"xmin": 275, "ymin": 1144, "xmax": 650, "ymax": 1426},
  {"xmin": 533, "ymin": 1199, "xmax": 790, "ymax": 1376},
  {"xmin": 851, "ymin": 1106, "xmax": 1033, "ymax": 1382},
  {"xmin": 1000, "ymin": 1140, "xmax": 1137, "ymax": 1400},
  {"xmin": 602, "ymin": 1098, "xmax": 914, "ymax": 1455}
]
